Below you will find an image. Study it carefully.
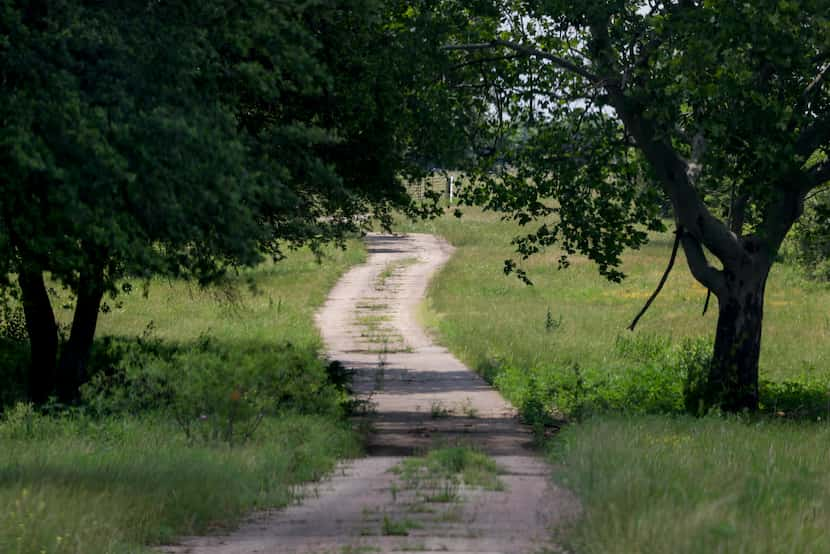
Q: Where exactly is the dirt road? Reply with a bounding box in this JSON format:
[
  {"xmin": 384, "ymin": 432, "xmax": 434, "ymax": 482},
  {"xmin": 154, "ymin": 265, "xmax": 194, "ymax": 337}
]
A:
[{"xmin": 165, "ymin": 233, "xmax": 577, "ymax": 554}]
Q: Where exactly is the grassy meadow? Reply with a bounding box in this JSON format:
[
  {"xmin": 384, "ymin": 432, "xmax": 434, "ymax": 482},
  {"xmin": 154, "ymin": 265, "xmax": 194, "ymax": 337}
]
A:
[
  {"xmin": 0, "ymin": 242, "xmax": 365, "ymax": 554},
  {"xmin": 401, "ymin": 208, "xmax": 830, "ymax": 385},
  {"xmin": 556, "ymin": 416, "xmax": 830, "ymax": 554},
  {"xmin": 396, "ymin": 207, "xmax": 830, "ymax": 552}
]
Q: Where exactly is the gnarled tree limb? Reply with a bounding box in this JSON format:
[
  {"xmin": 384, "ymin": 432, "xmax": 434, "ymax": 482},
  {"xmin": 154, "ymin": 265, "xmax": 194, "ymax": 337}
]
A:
[{"xmin": 679, "ymin": 231, "xmax": 725, "ymax": 293}]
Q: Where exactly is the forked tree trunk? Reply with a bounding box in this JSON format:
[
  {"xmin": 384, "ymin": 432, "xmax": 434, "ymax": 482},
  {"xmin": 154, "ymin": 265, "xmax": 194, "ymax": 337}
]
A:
[
  {"xmin": 56, "ymin": 266, "xmax": 105, "ymax": 403},
  {"xmin": 18, "ymin": 267, "xmax": 59, "ymax": 404},
  {"xmin": 705, "ymin": 266, "xmax": 769, "ymax": 412}
]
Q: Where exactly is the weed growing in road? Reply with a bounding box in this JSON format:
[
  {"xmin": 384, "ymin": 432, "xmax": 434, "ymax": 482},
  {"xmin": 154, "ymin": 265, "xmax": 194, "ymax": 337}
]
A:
[
  {"xmin": 430, "ymin": 400, "xmax": 451, "ymax": 418},
  {"xmin": 436, "ymin": 506, "xmax": 464, "ymax": 523},
  {"xmin": 375, "ymin": 257, "xmax": 418, "ymax": 290},
  {"xmin": 458, "ymin": 397, "xmax": 478, "ymax": 418},
  {"xmin": 381, "ymin": 515, "xmax": 421, "ymax": 536},
  {"xmin": 397, "ymin": 543, "xmax": 428, "ymax": 551},
  {"xmin": 340, "ymin": 546, "xmax": 381, "ymax": 554},
  {"xmin": 423, "ymin": 479, "xmax": 460, "ymax": 503},
  {"xmin": 340, "ymin": 545, "xmax": 381, "ymax": 554},
  {"xmin": 374, "ymin": 342, "xmax": 387, "ymax": 391},
  {"xmin": 393, "ymin": 446, "xmax": 504, "ymax": 492},
  {"xmin": 356, "ymin": 302, "xmax": 390, "ymax": 311}
]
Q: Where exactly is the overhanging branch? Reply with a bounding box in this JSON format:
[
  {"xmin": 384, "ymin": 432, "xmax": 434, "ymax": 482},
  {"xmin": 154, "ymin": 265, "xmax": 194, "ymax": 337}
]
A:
[
  {"xmin": 449, "ymin": 53, "xmax": 523, "ymax": 71},
  {"xmin": 442, "ymin": 40, "xmax": 601, "ymax": 84}
]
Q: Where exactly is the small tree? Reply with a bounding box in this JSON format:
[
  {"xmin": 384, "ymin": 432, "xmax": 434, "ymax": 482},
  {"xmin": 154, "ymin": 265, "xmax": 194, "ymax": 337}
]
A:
[{"xmin": 416, "ymin": 0, "xmax": 830, "ymax": 411}]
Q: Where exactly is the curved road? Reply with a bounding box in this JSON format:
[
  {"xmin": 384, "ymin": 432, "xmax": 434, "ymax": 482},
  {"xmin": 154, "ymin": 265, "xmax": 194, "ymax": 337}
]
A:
[{"xmin": 166, "ymin": 233, "xmax": 577, "ymax": 554}]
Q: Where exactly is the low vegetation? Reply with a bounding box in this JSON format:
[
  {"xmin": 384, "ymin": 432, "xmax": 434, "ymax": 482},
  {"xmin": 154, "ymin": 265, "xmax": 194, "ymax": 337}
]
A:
[
  {"xmin": 555, "ymin": 417, "xmax": 830, "ymax": 554},
  {"xmin": 0, "ymin": 243, "xmax": 365, "ymax": 554},
  {"xmin": 398, "ymin": 208, "xmax": 830, "ymax": 551},
  {"xmin": 1, "ymin": 410, "xmax": 358, "ymax": 554},
  {"xmin": 393, "ymin": 446, "xmax": 504, "ymax": 492}
]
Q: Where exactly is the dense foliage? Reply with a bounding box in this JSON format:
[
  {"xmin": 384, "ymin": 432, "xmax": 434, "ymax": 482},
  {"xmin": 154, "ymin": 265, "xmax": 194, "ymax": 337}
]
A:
[{"xmin": 0, "ymin": 0, "xmax": 451, "ymax": 402}]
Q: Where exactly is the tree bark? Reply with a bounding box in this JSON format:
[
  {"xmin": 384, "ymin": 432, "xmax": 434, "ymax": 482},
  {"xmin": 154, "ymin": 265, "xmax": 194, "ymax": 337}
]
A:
[
  {"xmin": 17, "ymin": 267, "xmax": 58, "ymax": 404},
  {"xmin": 706, "ymin": 265, "xmax": 769, "ymax": 412},
  {"xmin": 56, "ymin": 266, "xmax": 105, "ymax": 404}
]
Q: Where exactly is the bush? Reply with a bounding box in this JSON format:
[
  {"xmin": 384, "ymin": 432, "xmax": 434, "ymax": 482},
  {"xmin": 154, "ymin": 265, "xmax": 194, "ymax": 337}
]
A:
[
  {"xmin": 760, "ymin": 376, "xmax": 830, "ymax": 419},
  {"xmin": 491, "ymin": 334, "xmax": 712, "ymax": 423},
  {"xmin": 81, "ymin": 335, "xmax": 349, "ymax": 445}
]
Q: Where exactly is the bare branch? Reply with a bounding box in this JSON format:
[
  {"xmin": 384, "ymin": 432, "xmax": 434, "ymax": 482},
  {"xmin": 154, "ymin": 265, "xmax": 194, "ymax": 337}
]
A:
[
  {"xmin": 702, "ymin": 289, "xmax": 712, "ymax": 316},
  {"xmin": 449, "ymin": 54, "xmax": 522, "ymax": 71},
  {"xmin": 442, "ymin": 40, "xmax": 601, "ymax": 84},
  {"xmin": 804, "ymin": 62, "xmax": 830, "ymax": 101},
  {"xmin": 628, "ymin": 226, "xmax": 681, "ymax": 331}
]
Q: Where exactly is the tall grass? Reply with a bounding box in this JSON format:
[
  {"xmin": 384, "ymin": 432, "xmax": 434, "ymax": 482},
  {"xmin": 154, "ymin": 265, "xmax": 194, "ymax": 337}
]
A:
[
  {"xmin": 0, "ymin": 242, "xmax": 366, "ymax": 554},
  {"xmin": 554, "ymin": 416, "xmax": 830, "ymax": 554},
  {"xmin": 91, "ymin": 243, "xmax": 366, "ymax": 347},
  {"xmin": 1, "ymin": 412, "xmax": 359, "ymax": 554}
]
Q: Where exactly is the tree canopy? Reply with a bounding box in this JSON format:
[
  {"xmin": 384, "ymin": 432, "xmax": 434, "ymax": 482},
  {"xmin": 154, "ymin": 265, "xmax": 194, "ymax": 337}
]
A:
[
  {"xmin": 418, "ymin": 0, "xmax": 830, "ymax": 410},
  {"xmin": 0, "ymin": 0, "xmax": 448, "ymax": 402}
]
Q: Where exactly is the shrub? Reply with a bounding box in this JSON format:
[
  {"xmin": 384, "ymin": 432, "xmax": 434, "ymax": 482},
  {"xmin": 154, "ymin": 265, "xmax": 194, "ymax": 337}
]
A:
[
  {"xmin": 491, "ymin": 334, "xmax": 714, "ymax": 424},
  {"xmin": 760, "ymin": 376, "xmax": 830, "ymax": 419},
  {"xmin": 81, "ymin": 335, "xmax": 348, "ymax": 445}
]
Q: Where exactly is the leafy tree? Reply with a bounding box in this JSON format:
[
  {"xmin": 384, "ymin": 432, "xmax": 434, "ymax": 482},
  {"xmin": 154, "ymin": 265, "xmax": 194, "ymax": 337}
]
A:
[
  {"xmin": 0, "ymin": 0, "xmax": 445, "ymax": 404},
  {"xmin": 418, "ymin": 0, "xmax": 830, "ymax": 411}
]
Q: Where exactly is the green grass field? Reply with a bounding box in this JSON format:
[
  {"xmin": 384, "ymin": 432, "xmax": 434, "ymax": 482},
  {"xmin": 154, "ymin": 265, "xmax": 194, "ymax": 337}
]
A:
[
  {"xmin": 556, "ymin": 416, "xmax": 830, "ymax": 554},
  {"xmin": 401, "ymin": 208, "xmax": 830, "ymax": 384},
  {"xmin": 0, "ymin": 242, "xmax": 365, "ymax": 554},
  {"xmin": 396, "ymin": 208, "xmax": 830, "ymax": 552}
]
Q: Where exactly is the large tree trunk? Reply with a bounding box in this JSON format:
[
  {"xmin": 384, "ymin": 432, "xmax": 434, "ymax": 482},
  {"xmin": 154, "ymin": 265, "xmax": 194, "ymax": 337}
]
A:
[
  {"xmin": 18, "ymin": 267, "xmax": 59, "ymax": 404},
  {"xmin": 706, "ymin": 266, "xmax": 769, "ymax": 412},
  {"xmin": 56, "ymin": 266, "xmax": 105, "ymax": 404}
]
